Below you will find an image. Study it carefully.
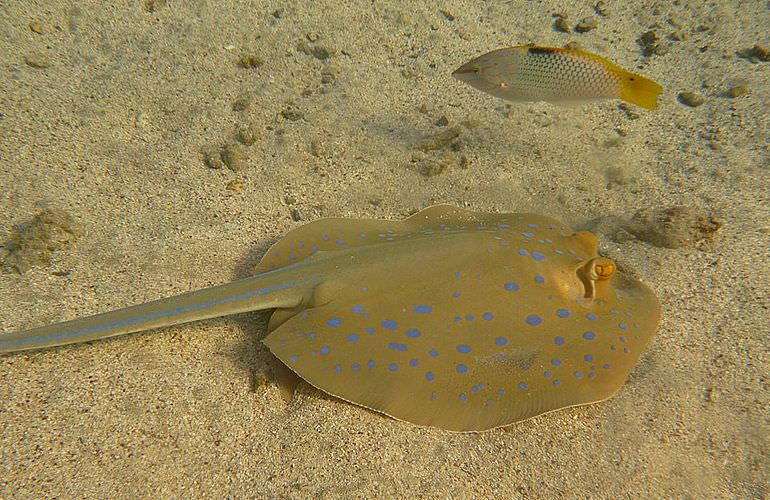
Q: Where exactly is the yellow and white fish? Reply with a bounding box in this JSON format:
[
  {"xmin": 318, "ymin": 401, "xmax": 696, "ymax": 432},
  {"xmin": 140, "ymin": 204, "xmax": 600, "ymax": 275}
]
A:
[{"xmin": 453, "ymin": 45, "xmax": 662, "ymax": 110}]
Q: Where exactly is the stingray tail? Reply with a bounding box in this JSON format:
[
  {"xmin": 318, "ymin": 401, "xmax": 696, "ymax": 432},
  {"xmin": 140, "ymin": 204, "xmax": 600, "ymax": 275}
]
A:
[{"xmin": 0, "ymin": 267, "xmax": 317, "ymax": 355}]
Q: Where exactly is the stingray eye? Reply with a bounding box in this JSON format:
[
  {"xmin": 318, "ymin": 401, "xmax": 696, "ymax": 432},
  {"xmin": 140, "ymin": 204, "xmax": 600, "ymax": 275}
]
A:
[
  {"xmin": 578, "ymin": 257, "xmax": 616, "ymax": 299},
  {"xmin": 592, "ymin": 258, "xmax": 615, "ymax": 281}
]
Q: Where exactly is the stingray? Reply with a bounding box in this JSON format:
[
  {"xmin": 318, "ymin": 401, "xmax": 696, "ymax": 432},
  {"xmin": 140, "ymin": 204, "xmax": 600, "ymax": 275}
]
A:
[{"xmin": 0, "ymin": 206, "xmax": 660, "ymax": 431}]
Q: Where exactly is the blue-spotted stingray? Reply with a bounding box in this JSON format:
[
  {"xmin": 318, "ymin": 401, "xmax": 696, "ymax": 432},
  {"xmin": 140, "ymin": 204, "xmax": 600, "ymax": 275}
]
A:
[{"xmin": 0, "ymin": 206, "xmax": 660, "ymax": 432}]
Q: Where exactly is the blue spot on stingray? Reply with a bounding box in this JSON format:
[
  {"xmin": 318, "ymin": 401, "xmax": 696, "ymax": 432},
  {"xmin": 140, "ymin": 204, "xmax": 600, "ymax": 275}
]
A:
[
  {"xmin": 455, "ymin": 271, "xmax": 462, "ymax": 279},
  {"xmin": 360, "ymin": 286, "xmax": 368, "ymax": 292},
  {"xmin": 335, "ymin": 239, "xmax": 345, "ymax": 245},
  {"xmin": 388, "ymin": 342, "xmax": 408, "ymax": 352},
  {"xmin": 556, "ymin": 308, "xmax": 571, "ymax": 318},
  {"xmin": 497, "ymin": 388, "xmax": 505, "ymax": 396},
  {"xmin": 456, "ymin": 364, "xmax": 469, "ymax": 373},
  {"xmin": 526, "ymin": 314, "xmax": 543, "ymax": 326},
  {"xmin": 362, "ymin": 313, "xmax": 370, "ymax": 319},
  {"xmin": 555, "ymin": 249, "xmax": 564, "ymax": 255},
  {"xmin": 409, "ymin": 358, "xmax": 419, "ymax": 367},
  {"xmin": 603, "ymin": 363, "xmax": 611, "ymax": 370},
  {"xmin": 389, "ymin": 363, "xmax": 398, "ymax": 372},
  {"xmin": 472, "ymin": 384, "xmax": 484, "ymax": 393},
  {"xmin": 587, "ymin": 312, "xmax": 598, "ymax": 321},
  {"xmin": 483, "ymin": 312, "xmax": 494, "ymax": 320},
  {"xmin": 624, "ymin": 347, "xmax": 631, "ymax": 353},
  {"xmin": 351, "ymin": 305, "xmax": 365, "ymax": 313},
  {"xmin": 553, "ymin": 380, "xmax": 561, "ymax": 387},
  {"xmin": 382, "ymin": 320, "xmax": 398, "ymax": 330},
  {"xmin": 459, "ymin": 393, "xmax": 468, "ymax": 401},
  {"xmin": 367, "ymin": 360, "xmax": 375, "ymax": 369},
  {"xmin": 495, "ymin": 337, "xmax": 508, "ymax": 346},
  {"xmin": 308, "ymin": 332, "xmax": 317, "ymax": 340},
  {"xmin": 311, "ymin": 245, "xmax": 319, "ymax": 253},
  {"xmin": 322, "ymin": 234, "xmax": 329, "ymax": 241},
  {"xmin": 551, "ymin": 358, "xmax": 562, "ymax": 366},
  {"xmin": 456, "ymin": 345, "xmax": 472, "ymax": 354},
  {"xmin": 518, "ymin": 248, "xmax": 529, "ymax": 256},
  {"xmin": 290, "ymin": 355, "xmax": 298, "ymax": 363},
  {"xmin": 588, "ymin": 372, "xmax": 597, "ymax": 379},
  {"xmin": 522, "ymin": 232, "xmax": 534, "ymax": 238},
  {"xmin": 528, "ymin": 223, "xmax": 537, "ymax": 229},
  {"xmin": 335, "ymin": 364, "xmax": 342, "ymax": 373},
  {"xmin": 584, "ymin": 354, "xmax": 594, "ymax": 362},
  {"xmin": 352, "ymin": 363, "xmax": 361, "ymax": 372},
  {"xmin": 365, "ymin": 327, "xmax": 375, "ymax": 335},
  {"xmin": 429, "ymin": 348, "xmax": 438, "ymax": 357},
  {"xmin": 518, "ymin": 382, "xmax": 528, "ymax": 391},
  {"xmin": 554, "ymin": 336, "xmax": 565, "ymax": 345},
  {"xmin": 347, "ymin": 333, "xmax": 359, "ymax": 343},
  {"xmin": 610, "ymin": 309, "xmax": 620, "ymax": 315},
  {"xmin": 583, "ymin": 331, "xmax": 597, "ymax": 340},
  {"xmin": 413, "ymin": 305, "xmax": 432, "ymax": 314},
  {"xmin": 544, "ymin": 370, "xmax": 553, "ymax": 379},
  {"xmin": 575, "ymin": 371, "xmax": 584, "ymax": 379},
  {"xmin": 431, "ymin": 392, "xmax": 438, "ymax": 400},
  {"xmin": 454, "ymin": 316, "xmax": 462, "ymax": 322},
  {"xmin": 452, "ymin": 292, "xmax": 461, "ymax": 298},
  {"xmin": 327, "ymin": 318, "xmax": 343, "ymax": 328},
  {"xmin": 320, "ymin": 346, "xmax": 330, "ymax": 355},
  {"xmin": 619, "ymin": 322, "xmax": 629, "ymax": 330},
  {"xmin": 425, "ymin": 371, "xmax": 435, "ymax": 381},
  {"xmin": 504, "ymin": 282, "xmax": 520, "ymax": 292},
  {"xmin": 535, "ymin": 274, "xmax": 545, "ymax": 284},
  {"xmin": 619, "ymin": 336, "xmax": 627, "ymax": 343},
  {"xmin": 406, "ymin": 328, "xmax": 421, "ymax": 338},
  {"xmin": 532, "ymin": 252, "xmax": 545, "ymax": 261},
  {"xmin": 465, "ymin": 314, "xmax": 475, "ymax": 321}
]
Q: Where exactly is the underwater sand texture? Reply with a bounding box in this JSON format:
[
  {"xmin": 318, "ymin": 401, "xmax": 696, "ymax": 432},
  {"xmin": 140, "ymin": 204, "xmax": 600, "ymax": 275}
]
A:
[{"xmin": 0, "ymin": 0, "xmax": 767, "ymax": 498}]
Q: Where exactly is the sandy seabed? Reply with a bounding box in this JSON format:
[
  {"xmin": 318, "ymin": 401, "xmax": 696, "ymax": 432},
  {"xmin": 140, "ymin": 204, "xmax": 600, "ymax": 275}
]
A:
[{"xmin": 0, "ymin": 1, "xmax": 767, "ymax": 498}]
